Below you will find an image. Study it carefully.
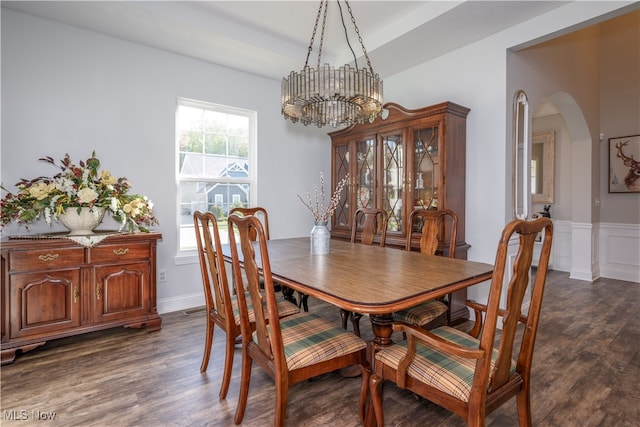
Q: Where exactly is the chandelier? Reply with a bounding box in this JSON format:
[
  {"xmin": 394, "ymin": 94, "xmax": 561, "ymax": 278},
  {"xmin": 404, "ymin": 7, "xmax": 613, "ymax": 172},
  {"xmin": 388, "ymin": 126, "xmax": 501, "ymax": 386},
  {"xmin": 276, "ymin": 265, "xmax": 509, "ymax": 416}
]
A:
[{"xmin": 281, "ymin": 0, "xmax": 383, "ymax": 128}]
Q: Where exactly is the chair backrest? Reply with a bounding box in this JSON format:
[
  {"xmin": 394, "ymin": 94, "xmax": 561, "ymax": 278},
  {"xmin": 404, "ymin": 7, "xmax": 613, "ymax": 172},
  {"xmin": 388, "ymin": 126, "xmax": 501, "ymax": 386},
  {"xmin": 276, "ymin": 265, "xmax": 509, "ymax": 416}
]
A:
[
  {"xmin": 229, "ymin": 206, "xmax": 270, "ymax": 241},
  {"xmin": 406, "ymin": 208, "xmax": 458, "ymax": 257},
  {"xmin": 227, "ymin": 214, "xmax": 286, "ymax": 372},
  {"xmin": 351, "ymin": 207, "xmax": 388, "ymax": 246},
  {"xmin": 193, "ymin": 210, "xmax": 233, "ymax": 326},
  {"xmin": 473, "ymin": 218, "xmax": 553, "ymax": 405}
]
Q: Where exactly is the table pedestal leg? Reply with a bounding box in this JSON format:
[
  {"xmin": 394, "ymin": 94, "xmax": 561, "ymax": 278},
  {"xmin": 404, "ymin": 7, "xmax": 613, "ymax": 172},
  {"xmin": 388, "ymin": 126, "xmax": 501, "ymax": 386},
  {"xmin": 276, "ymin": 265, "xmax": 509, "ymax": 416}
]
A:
[{"xmin": 369, "ymin": 313, "xmax": 394, "ymax": 350}]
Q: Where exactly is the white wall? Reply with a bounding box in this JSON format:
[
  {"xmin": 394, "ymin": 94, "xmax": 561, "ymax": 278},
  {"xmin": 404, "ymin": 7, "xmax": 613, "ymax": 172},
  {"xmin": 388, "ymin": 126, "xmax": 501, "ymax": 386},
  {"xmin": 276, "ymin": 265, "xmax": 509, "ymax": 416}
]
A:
[{"xmin": 1, "ymin": 10, "xmax": 330, "ymax": 312}]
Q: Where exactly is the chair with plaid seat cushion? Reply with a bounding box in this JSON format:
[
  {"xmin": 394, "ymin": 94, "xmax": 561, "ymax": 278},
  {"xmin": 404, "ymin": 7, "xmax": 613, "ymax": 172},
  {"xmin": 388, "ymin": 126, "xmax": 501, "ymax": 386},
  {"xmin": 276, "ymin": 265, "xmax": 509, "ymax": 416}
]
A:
[
  {"xmin": 368, "ymin": 218, "xmax": 553, "ymax": 427},
  {"xmin": 393, "ymin": 209, "xmax": 458, "ymax": 330},
  {"xmin": 228, "ymin": 214, "xmax": 369, "ymax": 427},
  {"xmin": 193, "ymin": 211, "xmax": 299, "ymax": 400}
]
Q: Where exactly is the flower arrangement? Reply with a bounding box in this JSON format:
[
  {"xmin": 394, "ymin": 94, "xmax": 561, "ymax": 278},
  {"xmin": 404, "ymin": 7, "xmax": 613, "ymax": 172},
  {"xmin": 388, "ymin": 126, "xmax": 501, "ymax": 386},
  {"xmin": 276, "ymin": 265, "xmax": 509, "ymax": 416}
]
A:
[
  {"xmin": 298, "ymin": 172, "xmax": 350, "ymax": 223},
  {"xmin": 1, "ymin": 151, "xmax": 158, "ymax": 232}
]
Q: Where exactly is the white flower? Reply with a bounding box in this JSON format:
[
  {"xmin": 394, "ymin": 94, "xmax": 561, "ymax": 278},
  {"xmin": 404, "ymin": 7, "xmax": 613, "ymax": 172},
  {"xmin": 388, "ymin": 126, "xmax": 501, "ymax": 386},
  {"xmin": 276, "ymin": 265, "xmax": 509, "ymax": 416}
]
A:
[
  {"xmin": 77, "ymin": 188, "xmax": 99, "ymax": 204},
  {"xmin": 44, "ymin": 207, "xmax": 52, "ymax": 225}
]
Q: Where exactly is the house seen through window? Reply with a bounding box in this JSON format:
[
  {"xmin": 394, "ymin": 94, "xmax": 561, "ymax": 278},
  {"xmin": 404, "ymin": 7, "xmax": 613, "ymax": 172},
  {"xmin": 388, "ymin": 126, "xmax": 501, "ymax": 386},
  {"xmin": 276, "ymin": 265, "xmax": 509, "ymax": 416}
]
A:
[{"xmin": 177, "ymin": 98, "xmax": 256, "ymax": 251}]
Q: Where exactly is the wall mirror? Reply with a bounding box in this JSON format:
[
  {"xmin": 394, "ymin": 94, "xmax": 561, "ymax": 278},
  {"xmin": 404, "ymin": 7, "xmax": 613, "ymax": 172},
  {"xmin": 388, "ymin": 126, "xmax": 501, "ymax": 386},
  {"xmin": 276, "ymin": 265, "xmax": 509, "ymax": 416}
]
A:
[
  {"xmin": 531, "ymin": 131, "xmax": 555, "ymax": 204},
  {"xmin": 512, "ymin": 90, "xmax": 529, "ymax": 220}
]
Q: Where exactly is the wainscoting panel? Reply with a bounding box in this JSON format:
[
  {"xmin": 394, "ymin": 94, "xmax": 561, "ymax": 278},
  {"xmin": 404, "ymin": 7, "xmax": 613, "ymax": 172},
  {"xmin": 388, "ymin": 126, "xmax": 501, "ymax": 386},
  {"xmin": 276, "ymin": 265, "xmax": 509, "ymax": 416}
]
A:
[
  {"xmin": 550, "ymin": 220, "xmax": 572, "ymax": 272},
  {"xmin": 599, "ymin": 223, "xmax": 640, "ymax": 283},
  {"xmin": 552, "ymin": 221, "xmax": 639, "ymax": 283}
]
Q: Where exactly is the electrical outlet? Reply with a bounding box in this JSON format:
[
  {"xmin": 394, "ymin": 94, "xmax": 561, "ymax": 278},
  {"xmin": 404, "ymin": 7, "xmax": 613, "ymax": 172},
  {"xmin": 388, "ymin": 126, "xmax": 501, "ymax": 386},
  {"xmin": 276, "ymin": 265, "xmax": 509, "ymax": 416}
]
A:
[{"xmin": 158, "ymin": 269, "xmax": 167, "ymax": 282}]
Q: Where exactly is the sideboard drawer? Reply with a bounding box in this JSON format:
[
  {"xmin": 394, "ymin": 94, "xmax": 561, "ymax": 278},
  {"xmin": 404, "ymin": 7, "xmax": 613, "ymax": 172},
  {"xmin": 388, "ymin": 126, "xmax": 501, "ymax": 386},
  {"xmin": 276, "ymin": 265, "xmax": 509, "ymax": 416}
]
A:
[
  {"xmin": 90, "ymin": 243, "xmax": 151, "ymax": 263},
  {"xmin": 9, "ymin": 247, "xmax": 85, "ymax": 272}
]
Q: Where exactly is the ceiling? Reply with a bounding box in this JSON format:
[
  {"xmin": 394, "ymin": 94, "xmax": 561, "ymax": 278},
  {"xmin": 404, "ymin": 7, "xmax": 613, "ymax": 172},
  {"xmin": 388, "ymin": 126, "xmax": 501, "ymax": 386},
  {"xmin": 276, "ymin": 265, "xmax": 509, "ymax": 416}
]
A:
[{"xmin": 2, "ymin": 1, "xmax": 570, "ymax": 80}]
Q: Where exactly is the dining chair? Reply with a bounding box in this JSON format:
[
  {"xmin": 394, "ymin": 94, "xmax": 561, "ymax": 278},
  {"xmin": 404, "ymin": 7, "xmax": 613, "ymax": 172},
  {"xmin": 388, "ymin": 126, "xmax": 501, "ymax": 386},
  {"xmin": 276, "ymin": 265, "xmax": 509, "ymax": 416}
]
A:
[
  {"xmin": 367, "ymin": 217, "xmax": 553, "ymax": 427},
  {"xmin": 228, "ymin": 214, "xmax": 370, "ymax": 427},
  {"xmin": 393, "ymin": 209, "xmax": 458, "ymax": 330},
  {"xmin": 193, "ymin": 210, "xmax": 299, "ymax": 399},
  {"xmin": 229, "ymin": 206, "xmax": 271, "ymax": 240},
  {"xmin": 229, "ymin": 206, "xmax": 304, "ymax": 310},
  {"xmin": 342, "ymin": 207, "xmax": 389, "ymax": 337}
]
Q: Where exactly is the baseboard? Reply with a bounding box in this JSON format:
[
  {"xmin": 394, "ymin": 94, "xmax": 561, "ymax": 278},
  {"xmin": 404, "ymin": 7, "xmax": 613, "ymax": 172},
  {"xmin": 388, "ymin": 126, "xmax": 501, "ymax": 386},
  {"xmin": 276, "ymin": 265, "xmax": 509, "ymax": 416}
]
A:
[{"xmin": 157, "ymin": 292, "xmax": 204, "ymax": 314}]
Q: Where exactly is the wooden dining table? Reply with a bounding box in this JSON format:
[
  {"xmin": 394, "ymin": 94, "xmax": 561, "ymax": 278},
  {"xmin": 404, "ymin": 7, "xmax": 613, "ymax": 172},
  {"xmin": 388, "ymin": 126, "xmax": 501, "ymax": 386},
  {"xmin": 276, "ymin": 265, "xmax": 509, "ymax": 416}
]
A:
[{"xmin": 223, "ymin": 237, "xmax": 494, "ymax": 350}]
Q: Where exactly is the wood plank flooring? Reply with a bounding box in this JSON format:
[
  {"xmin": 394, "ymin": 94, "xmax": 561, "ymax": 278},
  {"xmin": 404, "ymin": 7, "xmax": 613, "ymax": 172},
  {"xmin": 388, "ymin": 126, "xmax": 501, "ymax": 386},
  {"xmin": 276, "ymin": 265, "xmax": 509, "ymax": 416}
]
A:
[{"xmin": 1, "ymin": 270, "xmax": 639, "ymax": 426}]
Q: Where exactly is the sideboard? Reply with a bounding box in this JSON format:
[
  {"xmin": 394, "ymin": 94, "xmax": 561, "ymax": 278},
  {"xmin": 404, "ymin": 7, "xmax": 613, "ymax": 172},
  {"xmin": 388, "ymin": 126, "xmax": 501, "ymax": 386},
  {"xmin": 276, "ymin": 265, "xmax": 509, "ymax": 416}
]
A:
[{"xmin": 1, "ymin": 232, "xmax": 162, "ymax": 364}]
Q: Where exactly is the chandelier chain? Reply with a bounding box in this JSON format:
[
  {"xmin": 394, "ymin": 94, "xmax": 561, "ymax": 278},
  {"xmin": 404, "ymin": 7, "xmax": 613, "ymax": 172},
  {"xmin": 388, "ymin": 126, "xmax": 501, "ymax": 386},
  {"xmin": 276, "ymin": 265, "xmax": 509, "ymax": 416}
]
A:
[
  {"xmin": 316, "ymin": 0, "xmax": 329, "ymax": 69},
  {"xmin": 304, "ymin": 0, "xmax": 326, "ymax": 68},
  {"xmin": 345, "ymin": 0, "xmax": 375, "ymax": 73},
  {"xmin": 337, "ymin": 0, "xmax": 359, "ymax": 70}
]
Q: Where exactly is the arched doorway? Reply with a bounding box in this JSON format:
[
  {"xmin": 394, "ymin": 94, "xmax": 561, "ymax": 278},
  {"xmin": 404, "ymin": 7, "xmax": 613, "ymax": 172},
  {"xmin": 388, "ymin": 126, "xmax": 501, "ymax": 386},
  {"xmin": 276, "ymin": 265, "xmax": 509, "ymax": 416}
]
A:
[{"xmin": 533, "ymin": 92, "xmax": 599, "ymax": 281}]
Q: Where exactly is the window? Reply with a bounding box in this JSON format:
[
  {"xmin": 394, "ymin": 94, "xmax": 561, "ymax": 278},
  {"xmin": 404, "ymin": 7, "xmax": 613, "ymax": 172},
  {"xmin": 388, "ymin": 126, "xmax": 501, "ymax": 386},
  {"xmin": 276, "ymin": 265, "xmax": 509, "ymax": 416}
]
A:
[{"xmin": 176, "ymin": 98, "xmax": 256, "ymax": 252}]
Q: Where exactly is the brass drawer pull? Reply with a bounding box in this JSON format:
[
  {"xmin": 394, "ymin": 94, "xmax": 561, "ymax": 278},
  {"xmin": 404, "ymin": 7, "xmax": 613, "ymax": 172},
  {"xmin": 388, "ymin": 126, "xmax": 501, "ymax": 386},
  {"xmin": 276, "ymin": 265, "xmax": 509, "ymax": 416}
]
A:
[
  {"xmin": 38, "ymin": 253, "xmax": 60, "ymax": 262},
  {"xmin": 96, "ymin": 283, "xmax": 101, "ymax": 301},
  {"xmin": 73, "ymin": 287, "xmax": 79, "ymax": 304},
  {"xmin": 113, "ymin": 248, "xmax": 129, "ymax": 256}
]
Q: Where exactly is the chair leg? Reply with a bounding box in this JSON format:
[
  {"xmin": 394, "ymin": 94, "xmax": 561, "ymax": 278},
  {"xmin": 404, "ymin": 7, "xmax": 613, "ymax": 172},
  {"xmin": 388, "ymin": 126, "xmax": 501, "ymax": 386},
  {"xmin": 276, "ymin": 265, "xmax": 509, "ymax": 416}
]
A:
[
  {"xmin": 340, "ymin": 308, "xmax": 351, "ymax": 330},
  {"xmin": 516, "ymin": 383, "xmax": 533, "ymax": 427},
  {"xmin": 298, "ymin": 292, "xmax": 309, "ymax": 312},
  {"xmin": 281, "ymin": 286, "xmax": 297, "ymax": 305},
  {"xmin": 219, "ymin": 330, "xmax": 236, "ymax": 399},
  {"xmin": 340, "ymin": 310, "xmax": 362, "ymax": 336},
  {"xmin": 200, "ymin": 317, "xmax": 214, "ymax": 372},
  {"xmin": 274, "ymin": 377, "xmax": 289, "ymax": 427},
  {"xmin": 359, "ymin": 364, "xmax": 371, "ymax": 424},
  {"xmin": 351, "ymin": 312, "xmax": 363, "ymax": 337},
  {"xmin": 370, "ymin": 373, "xmax": 385, "ymax": 427},
  {"xmin": 234, "ymin": 347, "xmax": 253, "ymax": 424}
]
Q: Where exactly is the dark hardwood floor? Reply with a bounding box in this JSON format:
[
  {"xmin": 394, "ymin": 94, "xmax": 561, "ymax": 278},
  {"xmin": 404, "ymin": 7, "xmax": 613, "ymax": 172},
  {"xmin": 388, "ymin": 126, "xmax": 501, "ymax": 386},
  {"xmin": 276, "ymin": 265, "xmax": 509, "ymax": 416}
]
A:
[{"xmin": 1, "ymin": 270, "xmax": 639, "ymax": 426}]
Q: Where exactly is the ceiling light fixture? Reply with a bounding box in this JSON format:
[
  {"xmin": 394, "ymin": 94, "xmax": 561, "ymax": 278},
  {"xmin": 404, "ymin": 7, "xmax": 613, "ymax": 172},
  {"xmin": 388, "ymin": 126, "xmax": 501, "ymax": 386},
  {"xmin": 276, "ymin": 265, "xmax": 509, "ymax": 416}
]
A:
[{"xmin": 281, "ymin": 0, "xmax": 383, "ymax": 128}]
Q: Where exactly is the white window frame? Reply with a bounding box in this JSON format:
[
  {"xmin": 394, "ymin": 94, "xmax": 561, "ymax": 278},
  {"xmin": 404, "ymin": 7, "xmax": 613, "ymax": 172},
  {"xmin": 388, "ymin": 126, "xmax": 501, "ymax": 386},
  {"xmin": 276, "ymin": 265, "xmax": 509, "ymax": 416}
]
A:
[{"xmin": 175, "ymin": 97, "xmax": 257, "ymax": 258}]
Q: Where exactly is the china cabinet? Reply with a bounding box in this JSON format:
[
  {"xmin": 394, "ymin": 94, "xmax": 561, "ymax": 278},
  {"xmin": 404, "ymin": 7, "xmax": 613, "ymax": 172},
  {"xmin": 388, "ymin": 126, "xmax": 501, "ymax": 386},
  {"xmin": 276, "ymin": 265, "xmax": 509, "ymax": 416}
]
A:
[
  {"xmin": 329, "ymin": 102, "xmax": 471, "ymax": 322},
  {"xmin": 0, "ymin": 232, "xmax": 162, "ymax": 364}
]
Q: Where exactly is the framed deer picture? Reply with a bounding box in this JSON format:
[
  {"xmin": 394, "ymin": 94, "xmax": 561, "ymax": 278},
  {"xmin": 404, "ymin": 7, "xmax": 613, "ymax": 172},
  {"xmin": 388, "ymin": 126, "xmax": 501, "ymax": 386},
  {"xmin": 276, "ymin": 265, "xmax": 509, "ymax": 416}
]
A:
[{"xmin": 609, "ymin": 135, "xmax": 640, "ymax": 193}]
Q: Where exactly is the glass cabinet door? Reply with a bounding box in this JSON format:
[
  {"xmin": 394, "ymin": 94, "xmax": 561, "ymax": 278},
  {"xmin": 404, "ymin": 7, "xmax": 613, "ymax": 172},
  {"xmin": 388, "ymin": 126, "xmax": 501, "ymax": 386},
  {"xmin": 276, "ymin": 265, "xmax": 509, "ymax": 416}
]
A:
[
  {"xmin": 413, "ymin": 126, "xmax": 441, "ymax": 211},
  {"xmin": 381, "ymin": 132, "xmax": 404, "ymax": 233},
  {"xmin": 333, "ymin": 142, "xmax": 351, "ymax": 228},
  {"xmin": 356, "ymin": 137, "xmax": 376, "ymax": 209}
]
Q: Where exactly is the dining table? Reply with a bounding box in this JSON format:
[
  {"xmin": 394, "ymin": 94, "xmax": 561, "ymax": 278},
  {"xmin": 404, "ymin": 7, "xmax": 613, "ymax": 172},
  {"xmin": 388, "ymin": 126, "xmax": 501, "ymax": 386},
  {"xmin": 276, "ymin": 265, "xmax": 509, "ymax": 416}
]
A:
[{"xmin": 223, "ymin": 237, "xmax": 494, "ymax": 350}]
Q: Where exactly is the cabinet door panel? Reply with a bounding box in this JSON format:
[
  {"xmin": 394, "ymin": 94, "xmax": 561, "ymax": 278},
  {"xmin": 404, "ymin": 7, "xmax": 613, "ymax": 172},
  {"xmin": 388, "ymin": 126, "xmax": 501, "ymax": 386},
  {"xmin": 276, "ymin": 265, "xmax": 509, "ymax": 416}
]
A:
[
  {"xmin": 381, "ymin": 132, "xmax": 404, "ymax": 233},
  {"xmin": 413, "ymin": 125, "xmax": 441, "ymax": 210},
  {"xmin": 10, "ymin": 270, "xmax": 81, "ymax": 338},
  {"xmin": 333, "ymin": 141, "xmax": 351, "ymax": 230},
  {"xmin": 356, "ymin": 137, "xmax": 376, "ymax": 209},
  {"xmin": 95, "ymin": 262, "xmax": 149, "ymax": 322}
]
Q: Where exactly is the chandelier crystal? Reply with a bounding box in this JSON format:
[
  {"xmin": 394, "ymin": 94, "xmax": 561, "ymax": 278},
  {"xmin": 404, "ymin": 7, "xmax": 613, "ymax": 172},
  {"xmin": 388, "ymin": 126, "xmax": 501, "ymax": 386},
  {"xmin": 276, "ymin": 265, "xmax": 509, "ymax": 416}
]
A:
[{"xmin": 281, "ymin": 0, "xmax": 383, "ymax": 128}]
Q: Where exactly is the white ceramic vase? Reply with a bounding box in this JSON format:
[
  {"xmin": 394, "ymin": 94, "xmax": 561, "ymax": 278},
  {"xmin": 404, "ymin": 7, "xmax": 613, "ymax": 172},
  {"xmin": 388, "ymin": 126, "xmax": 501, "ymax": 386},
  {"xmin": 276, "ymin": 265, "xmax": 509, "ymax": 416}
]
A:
[
  {"xmin": 58, "ymin": 207, "xmax": 106, "ymax": 235},
  {"xmin": 310, "ymin": 221, "xmax": 330, "ymax": 255}
]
